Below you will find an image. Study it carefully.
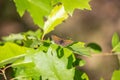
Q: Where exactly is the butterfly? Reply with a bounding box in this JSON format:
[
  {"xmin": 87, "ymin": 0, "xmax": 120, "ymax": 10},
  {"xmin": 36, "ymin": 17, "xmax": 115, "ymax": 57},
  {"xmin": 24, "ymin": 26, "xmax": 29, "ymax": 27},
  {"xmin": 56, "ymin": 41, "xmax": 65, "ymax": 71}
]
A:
[{"xmin": 51, "ymin": 35, "xmax": 73, "ymax": 46}]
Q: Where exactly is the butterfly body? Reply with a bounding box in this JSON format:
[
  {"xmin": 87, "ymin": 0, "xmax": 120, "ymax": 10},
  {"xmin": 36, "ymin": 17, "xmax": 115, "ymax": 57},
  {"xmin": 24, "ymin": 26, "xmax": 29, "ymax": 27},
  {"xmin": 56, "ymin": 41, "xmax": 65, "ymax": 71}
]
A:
[{"xmin": 51, "ymin": 35, "xmax": 73, "ymax": 46}]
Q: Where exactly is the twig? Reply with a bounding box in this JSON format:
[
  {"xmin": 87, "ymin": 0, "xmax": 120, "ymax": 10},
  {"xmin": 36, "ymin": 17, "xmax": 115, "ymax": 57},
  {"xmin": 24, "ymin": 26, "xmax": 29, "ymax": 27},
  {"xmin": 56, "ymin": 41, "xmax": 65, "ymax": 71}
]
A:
[{"xmin": 1, "ymin": 69, "xmax": 7, "ymax": 80}]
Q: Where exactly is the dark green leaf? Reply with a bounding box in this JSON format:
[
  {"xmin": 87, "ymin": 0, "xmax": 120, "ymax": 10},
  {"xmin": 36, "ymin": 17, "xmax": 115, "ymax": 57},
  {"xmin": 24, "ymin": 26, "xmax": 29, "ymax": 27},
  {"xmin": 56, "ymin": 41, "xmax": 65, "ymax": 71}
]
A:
[
  {"xmin": 56, "ymin": 46, "xmax": 64, "ymax": 58},
  {"xmin": 67, "ymin": 55, "xmax": 74, "ymax": 69},
  {"xmin": 74, "ymin": 68, "xmax": 88, "ymax": 80},
  {"xmin": 87, "ymin": 43, "xmax": 102, "ymax": 53}
]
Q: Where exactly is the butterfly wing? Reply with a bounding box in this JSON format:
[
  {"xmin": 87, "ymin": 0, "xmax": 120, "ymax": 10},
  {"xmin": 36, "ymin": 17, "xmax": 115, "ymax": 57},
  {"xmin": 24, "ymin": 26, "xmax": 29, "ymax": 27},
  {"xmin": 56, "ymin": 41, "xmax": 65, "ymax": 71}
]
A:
[{"xmin": 51, "ymin": 35, "xmax": 73, "ymax": 46}]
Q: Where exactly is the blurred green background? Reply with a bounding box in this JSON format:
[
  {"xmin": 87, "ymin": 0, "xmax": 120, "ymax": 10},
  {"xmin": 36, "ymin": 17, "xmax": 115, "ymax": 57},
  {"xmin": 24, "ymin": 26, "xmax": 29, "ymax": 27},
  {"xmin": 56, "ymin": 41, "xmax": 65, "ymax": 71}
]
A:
[{"xmin": 0, "ymin": 0, "xmax": 120, "ymax": 52}]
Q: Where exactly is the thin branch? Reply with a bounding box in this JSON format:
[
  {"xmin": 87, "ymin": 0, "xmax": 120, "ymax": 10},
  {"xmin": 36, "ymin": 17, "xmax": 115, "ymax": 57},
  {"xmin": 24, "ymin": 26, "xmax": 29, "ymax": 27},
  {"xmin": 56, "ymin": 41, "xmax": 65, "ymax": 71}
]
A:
[
  {"xmin": 0, "ymin": 65, "xmax": 12, "ymax": 80},
  {"xmin": 1, "ymin": 69, "xmax": 7, "ymax": 80},
  {"xmin": 0, "ymin": 72, "xmax": 3, "ymax": 75},
  {"xmin": 3, "ymin": 65, "xmax": 12, "ymax": 71}
]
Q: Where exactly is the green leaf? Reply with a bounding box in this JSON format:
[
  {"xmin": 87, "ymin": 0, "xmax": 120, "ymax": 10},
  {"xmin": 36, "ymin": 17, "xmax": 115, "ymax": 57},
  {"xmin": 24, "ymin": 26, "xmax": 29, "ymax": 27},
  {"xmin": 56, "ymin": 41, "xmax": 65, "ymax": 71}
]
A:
[
  {"xmin": 2, "ymin": 33, "xmax": 24, "ymax": 45},
  {"xmin": 0, "ymin": 42, "xmax": 28, "ymax": 66},
  {"xmin": 12, "ymin": 49, "xmax": 41, "ymax": 80},
  {"xmin": 0, "ymin": 41, "xmax": 4, "ymax": 46},
  {"xmin": 24, "ymin": 29, "xmax": 43, "ymax": 40},
  {"xmin": 68, "ymin": 42, "xmax": 90, "ymax": 56},
  {"xmin": 14, "ymin": 0, "xmax": 52, "ymax": 27},
  {"xmin": 111, "ymin": 70, "xmax": 120, "ymax": 80},
  {"xmin": 79, "ymin": 59, "xmax": 86, "ymax": 67},
  {"xmin": 112, "ymin": 42, "xmax": 120, "ymax": 53},
  {"xmin": 2, "ymin": 33, "xmax": 24, "ymax": 41},
  {"xmin": 87, "ymin": 43, "xmax": 102, "ymax": 53},
  {"xmin": 12, "ymin": 45, "xmax": 75, "ymax": 79},
  {"xmin": 43, "ymin": 4, "xmax": 68, "ymax": 35},
  {"xmin": 2, "ymin": 29, "xmax": 43, "ymax": 46},
  {"xmin": 0, "ymin": 54, "xmax": 25, "ymax": 68},
  {"xmin": 74, "ymin": 68, "xmax": 87, "ymax": 80},
  {"xmin": 53, "ymin": 0, "xmax": 91, "ymax": 15},
  {"xmin": 112, "ymin": 32, "xmax": 119, "ymax": 48},
  {"xmin": 81, "ymin": 73, "xmax": 89, "ymax": 80},
  {"xmin": 13, "ymin": 61, "xmax": 40, "ymax": 80},
  {"xmin": 32, "ymin": 45, "xmax": 75, "ymax": 80}
]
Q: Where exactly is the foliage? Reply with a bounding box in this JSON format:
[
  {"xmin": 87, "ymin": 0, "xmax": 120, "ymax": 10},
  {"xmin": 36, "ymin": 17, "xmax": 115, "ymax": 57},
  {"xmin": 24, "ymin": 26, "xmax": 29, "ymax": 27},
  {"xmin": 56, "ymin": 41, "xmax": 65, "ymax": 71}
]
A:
[
  {"xmin": 1, "ymin": 0, "xmax": 120, "ymax": 79},
  {"xmin": 12, "ymin": 44, "xmax": 75, "ymax": 80},
  {"xmin": 14, "ymin": 0, "xmax": 91, "ymax": 37},
  {"xmin": 1, "ymin": 0, "xmax": 120, "ymax": 80},
  {"xmin": 0, "ymin": 42, "xmax": 28, "ymax": 67},
  {"xmin": 0, "ymin": 0, "xmax": 92, "ymax": 80}
]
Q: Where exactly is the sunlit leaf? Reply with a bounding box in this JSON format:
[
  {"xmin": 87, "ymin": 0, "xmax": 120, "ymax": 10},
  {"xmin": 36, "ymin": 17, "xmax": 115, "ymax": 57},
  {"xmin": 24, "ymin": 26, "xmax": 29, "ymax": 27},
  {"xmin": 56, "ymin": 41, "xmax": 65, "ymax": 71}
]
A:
[
  {"xmin": 14, "ymin": 0, "xmax": 52, "ymax": 27},
  {"xmin": 32, "ymin": 45, "xmax": 75, "ymax": 80},
  {"xmin": 2, "ymin": 33, "xmax": 24, "ymax": 41},
  {"xmin": 52, "ymin": 0, "xmax": 91, "ymax": 15},
  {"xmin": 43, "ymin": 4, "xmax": 68, "ymax": 35},
  {"xmin": 13, "ymin": 61, "xmax": 40, "ymax": 80},
  {"xmin": 111, "ymin": 33, "xmax": 120, "ymax": 52},
  {"xmin": 79, "ymin": 59, "xmax": 86, "ymax": 67},
  {"xmin": 24, "ymin": 29, "xmax": 43, "ymax": 40},
  {"xmin": 112, "ymin": 32, "xmax": 119, "ymax": 48},
  {"xmin": 112, "ymin": 42, "xmax": 120, "ymax": 53},
  {"xmin": 14, "ymin": 0, "xmax": 91, "ymax": 30},
  {"xmin": 68, "ymin": 42, "xmax": 90, "ymax": 56},
  {"xmin": 0, "ymin": 42, "xmax": 28, "ymax": 67},
  {"xmin": 81, "ymin": 73, "xmax": 89, "ymax": 80},
  {"xmin": 111, "ymin": 70, "xmax": 120, "ymax": 80},
  {"xmin": 11, "ymin": 49, "xmax": 41, "ymax": 80},
  {"xmin": 12, "ymin": 44, "xmax": 75, "ymax": 79},
  {"xmin": 0, "ymin": 54, "xmax": 25, "ymax": 68}
]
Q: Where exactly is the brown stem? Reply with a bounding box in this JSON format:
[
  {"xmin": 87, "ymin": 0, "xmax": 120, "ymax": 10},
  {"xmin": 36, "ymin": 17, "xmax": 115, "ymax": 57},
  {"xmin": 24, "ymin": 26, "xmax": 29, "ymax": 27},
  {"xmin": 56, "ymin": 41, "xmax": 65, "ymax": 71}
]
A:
[
  {"xmin": 1, "ymin": 69, "xmax": 7, "ymax": 80},
  {"xmin": 0, "ymin": 65, "xmax": 12, "ymax": 80}
]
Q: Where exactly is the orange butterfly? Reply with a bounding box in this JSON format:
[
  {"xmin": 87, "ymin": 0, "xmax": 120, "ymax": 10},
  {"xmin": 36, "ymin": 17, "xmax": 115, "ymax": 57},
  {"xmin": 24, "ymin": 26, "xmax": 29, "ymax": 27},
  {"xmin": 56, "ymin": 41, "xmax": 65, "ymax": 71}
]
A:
[{"xmin": 51, "ymin": 35, "xmax": 73, "ymax": 46}]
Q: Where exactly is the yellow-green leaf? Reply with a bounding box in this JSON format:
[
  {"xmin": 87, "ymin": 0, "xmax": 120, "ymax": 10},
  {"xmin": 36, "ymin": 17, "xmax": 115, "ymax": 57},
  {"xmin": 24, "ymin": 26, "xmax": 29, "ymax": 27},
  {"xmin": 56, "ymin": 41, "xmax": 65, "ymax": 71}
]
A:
[
  {"xmin": 52, "ymin": 0, "xmax": 91, "ymax": 15},
  {"xmin": 43, "ymin": 4, "xmax": 68, "ymax": 35},
  {"xmin": 112, "ymin": 70, "xmax": 120, "ymax": 80},
  {"xmin": 112, "ymin": 32, "xmax": 120, "ymax": 48},
  {"xmin": 0, "ymin": 42, "xmax": 28, "ymax": 66}
]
